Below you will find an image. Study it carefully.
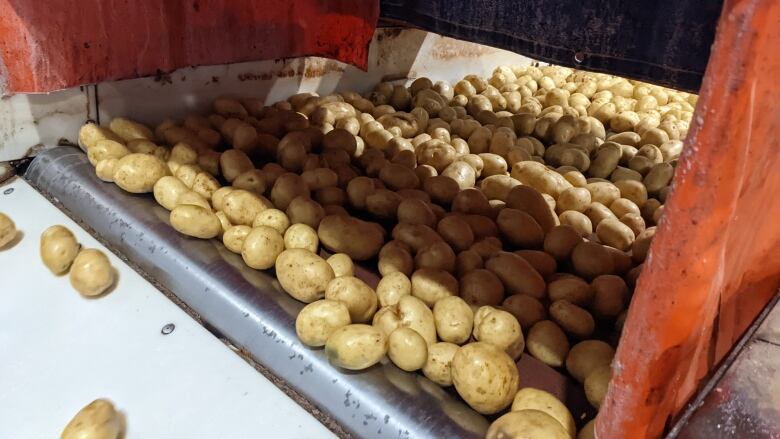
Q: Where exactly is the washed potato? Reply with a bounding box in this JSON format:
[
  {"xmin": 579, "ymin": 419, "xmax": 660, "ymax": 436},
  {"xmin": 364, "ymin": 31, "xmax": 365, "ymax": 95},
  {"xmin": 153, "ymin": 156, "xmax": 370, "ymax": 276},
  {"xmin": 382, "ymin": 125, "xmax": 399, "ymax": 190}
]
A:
[
  {"xmin": 511, "ymin": 388, "xmax": 576, "ymax": 437},
  {"xmin": 252, "ymin": 208, "xmax": 290, "ymax": 234},
  {"xmin": 223, "ymin": 189, "xmax": 272, "ymax": 226},
  {"xmin": 502, "ymin": 294, "xmax": 546, "ymax": 329},
  {"xmin": 451, "ymin": 342, "xmax": 519, "ymax": 414},
  {"xmin": 275, "ymin": 248, "xmax": 334, "ymax": 303},
  {"xmin": 325, "ymin": 324, "xmax": 387, "ymax": 370},
  {"xmin": 433, "ymin": 296, "xmax": 474, "ymax": 344},
  {"xmin": 411, "ymin": 268, "xmax": 458, "ymax": 307},
  {"xmin": 61, "ymin": 398, "xmax": 122, "ymax": 439},
  {"xmin": 486, "ymin": 409, "xmax": 569, "ymax": 439},
  {"xmin": 283, "ymin": 223, "xmax": 319, "ymax": 253},
  {"xmin": 388, "ymin": 327, "xmax": 428, "ymax": 371},
  {"xmin": 241, "ymin": 226, "xmax": 284, "ymax": 269},
  {"xmin": 325, "ymin": 276, "xmax": 378, "ymax": 323},
  {"xmin": 87, "ymin": 139, "xmax": 129, "ymax": 166},
  {"xmin": 584, "ymin": 364, "xmax": 612, "ymax": 409},
  {"xmin": 0, "ymin": 212, "xmax": 17, "ymax": 248},
  {"xmin": 153, "ymin": 176, "xmax": 189, "ymax": 210},
  {"xmin": 222, "ymin": 225, "xmax": 251, "ymax": 254},
  {"xmin": 78, "ymin": 122, "xmax": 123, "ymax": 151},
  {"xmin": 473, "ymin": 306, "xmax": 524, "ymax": 359},
  {"xmin": 40, "ymin": 225, "xmax": 80, "ymax": 274},
  {"xmin": 422, "ymin": 342, "xmax": 460, "ymax": 386},
  {"xmin": 109, "ymin": 117, "xmax": 154, "ymax": 141},
  {"xmin": 295, "ymin": 299, "xmax": 352, "ymax": 347},
  {"xmin": 326, "ymin": 253, "xmax": 354, "ymax": 277},
  {"xmin": 318, "ymin": 215, "xmax": 384, "ymax": 261},
  {"xmin": 113, "ymin": 153, "xmax": 167, "ymax": 193},
  {"xmin": 376, "ymin": 271, "xmax": 411, "ymax": 307},
  {"xmin": 566, "ymin": 340, "xmax": 615, "ymax": 383},
  {"xmin": 397, "ymin": 295, "xmax": 437, "ymax": 345},
  {"xmin": 69, "ymin": 248, "xmax": 115, "ymax": 297},
  {"xmin": 170, "ymin": 204, "xmax": 222, "ymax": 239},
  {"xmin": 526, "ymin": 320, "xmax": 570, "ymax": 367},
  {"xmin": 378, "ymin": 240, "xmax": 414, "ymax": 277}
]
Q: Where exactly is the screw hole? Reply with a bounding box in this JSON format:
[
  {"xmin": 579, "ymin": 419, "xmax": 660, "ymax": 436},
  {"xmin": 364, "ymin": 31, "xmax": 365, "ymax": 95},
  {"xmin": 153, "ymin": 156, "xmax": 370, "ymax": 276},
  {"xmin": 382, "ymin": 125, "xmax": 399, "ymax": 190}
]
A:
[
  {"xmin": 161, "ymin": 323, "xmax": 175, "ymax": 335},
  {"xmin": 3, "ymin": 188, "xmax": 13, "ymax": 195},
  {"xmin": 574, "ymin": 52, "xmax": 585, "ymax": 63}
]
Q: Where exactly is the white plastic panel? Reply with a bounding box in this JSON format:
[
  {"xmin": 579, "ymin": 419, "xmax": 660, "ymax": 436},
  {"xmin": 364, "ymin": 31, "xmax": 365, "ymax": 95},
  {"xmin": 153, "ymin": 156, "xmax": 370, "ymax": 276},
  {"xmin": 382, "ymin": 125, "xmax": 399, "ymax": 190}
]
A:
[{"xmin": 0, "ymin": 177, "xmax": 334, "ymax": 439}]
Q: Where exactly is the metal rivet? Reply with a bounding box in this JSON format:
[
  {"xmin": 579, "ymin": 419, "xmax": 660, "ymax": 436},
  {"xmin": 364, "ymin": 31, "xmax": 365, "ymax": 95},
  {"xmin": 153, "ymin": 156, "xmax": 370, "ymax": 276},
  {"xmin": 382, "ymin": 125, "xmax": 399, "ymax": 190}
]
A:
[
  {"xmin": 3, "ymin": 188, "xmax": 13, "ymax": 195},
  {"xmin": 161, "ymin": 323, "xmax": 175, "ymax": 335},
  {"xmin": 574, "ymin": 52, "xmax": 585, "ymax": 63}
]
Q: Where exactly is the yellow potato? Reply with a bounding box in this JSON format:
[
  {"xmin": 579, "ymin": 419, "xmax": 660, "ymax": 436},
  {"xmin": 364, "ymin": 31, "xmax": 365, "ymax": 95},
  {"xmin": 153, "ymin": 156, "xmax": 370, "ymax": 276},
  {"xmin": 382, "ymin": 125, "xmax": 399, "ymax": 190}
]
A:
[
  {"xmin": 175, "ymin": 190, "xmax": 210, "ymax": 210},
  {"xmin": 222, "ymin": 225, "xmax": 251, "ymax": 254},
  {"xmin": 211, "ymin": 187, "xmax": 234, "ymax": 211},
  {"xmin": 170, "ymin": 205, "xmax": 221, "ymax": 239},
  {"xmin": 584, "ymin": 364, "xmax": 612, "ymax": 409},
  {"xmin": 511, "ymin": 388, "xmax": 576, "ymax": 437},
  {"xmin": 559, "ymin": 210, "xmax": 593, "ymax": 236},
  {"xmin": 326, "ymin": 253, "xmax": 354, "ymax": 277},
  {"xmin": 252, "ymin": 208, "xmax": 290, "ymax": 234},
  {"xmin": 578, "ymin": 419, "xmax": 596, "ymax": 439},
  {"xmin": 153, "ymin": 176, "xmax": 189, "ymax": 211},
  {"xmin": 473, "ymin": 306, "xmax": 525, "ymax": 359},
  {"xmin": 451, "ymin": 342, "xmax": 519, "ymax": 414},
  {"xmin": 325, "ymin": 276, "xmax": 378, "ymax": 323},
  {"xmin": 0, "ymin": 212, "xmax": 18, "ymax": 248},
  {"xmin": 596, "ymin": 218, "xmax": 635, "ymax": 251},
  {"xmin": 422, "ymin": 342, "xmax": 460, "ymax": 386},
  {"xmin": 275, "ymin": 248, "xmax": 334, "ymax": 303},
  {"xmin": 109, "ymin": 117, "xmax": 154, "ymax": 141},
  {"xmin": 78, "ymin": 123, "xmax": 123, "ymax": 151},
  {"xmin": 388, "ymin": 327, "xmax": 428, "ymax": 371},
  {"xmin": 433, "ymin": 296, "xmax": 474, "ymax": 344},
  {"xmin": 222, "ymin": 189, "xmax": 272, "ymax": 226},
  {"xmin": 87, "ymin": 139, "xmax": 129, "ymax": 166},
  {"xmin": 510, "ymin": 161, "xmax": 573, "ymax": 198},
  {"xmin": 61, "ymin": 398, "xmax": 122, "ymax": 439},
  {"xmin": 486, "ymin": 409, "xmax": 569, "ymax": 439},
  {"xmin": 69, "ymin": 248, "xmax": 115, "ymax": 297},
  {"xmin": 397, "ymin": 295, "xmax": 437, "ymax": 345},
  {"xmin": 376, "ymin": 271, "xmax": 411, "ymax": 307},
  {"xmin": 526, "ymin": 320, "xmax": 570, "ymax": 367},
  {"xmin": 241, "ymin": 226, "xmax": 284, "ymax": 269},
  {"xmin": 295, "ymin": 299, "xmax": 352, "ymax": 347},
  {"xmin": 219, "ymin": 149, "xmax": 254, "ymax": 183},
  {"xmin": 325, "ymin": 324, "xmax": 387, "ymax": 370},
  {"xmin": 95, "ymin": 158, "xmax": 119, "ymax": 182},
  {"xmin": 318, "ymin": 215, "xmax": 385, "ymax": 261},
  {"xmin": 40, "ymin": 225, "xmax": 80, "ymax": 275},
  {"xmin": 283, "ymin": 223, "xmax": 319, "ymax": 253},
  {"xmin": 566, "ymin": 339, "xmax": 615, "ymax": 383},
  {"xmin": 411, "ymin": 268, "xmax": 458, "ymax": 307},
  {"xmin": 113, "ymin": 153, "xmax": 167, "ymax": 193}
]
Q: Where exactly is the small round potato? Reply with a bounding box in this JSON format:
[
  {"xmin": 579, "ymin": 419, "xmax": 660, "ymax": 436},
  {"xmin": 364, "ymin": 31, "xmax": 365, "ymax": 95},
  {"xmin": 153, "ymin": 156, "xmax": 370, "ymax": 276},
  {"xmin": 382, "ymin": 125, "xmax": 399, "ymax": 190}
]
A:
[
  {"xmin": 422, "ymin": 342, "xmax": 460, "ymax": 386},
  {"xmin": 325, "ymin": 276, "xmax": 378, "ymax": 323},
  {"xmin": 61, "ymin": 398, "xmax": 122, "ymax": 439},
  {"xmin": 222, "ymin": 225, "xmax": 251, "ymax": 254},
  {"xmin": 295, "ymin": 299, "xmax": 352, "ymax": 347},
  {"xmin": 411, "ymin": 268, "xmax": 459, "ymax": 307},
  {"xmin": 566, "ymin": 340, "xmax": 615, "ymax": 383},
  {"xmin": 69, "ymin": 248, "xmax": 115, "ymax": 297},
  {"xmin": 241, "ymin": 226, "xmax": 285, "ymax": 269},
  {"xmin": 451, "ymin": 342, "xmax": 520, "ymax": 414},
  {"xmin": 113, "ymin": 153, "xmax": 167, "ymax": 193},
  {"xmin": 526, "ymin": 320, "xmax": 570, "ymax": 367},
  {"xmin": 283, "ymin": 223, "xmax": 319, "ymax": 253},
  {"xmin": 325, "ymin": 324, "xmax": 387, "ymax": 370},
  {"xmin": 584, "ymin": 364, "xmax": 612, "ymax": 409},
  {"xmin": 388, "ymin": 327, "xmax": 428, "ymax": 371},
  {"xmin": 252, "ymin": 208, "xmax": 290, "ymax": 234},
  {"xmin": 326, "ymin": 253, "xmax": 354, "ymax": 277},
  {"xmin": 473, "ymin": 306, "xmax": 524, "ymax": 359},
  {"xmin": 511, "ymin": 388, "xmax": 576, "ymax": 437},
  {"xmin": 376, "ymin": 271, "xmax": 411, "ymax": 307},
  {"xmin": 486, "ymin": 409, "xmax": 569, "ymax": 439},
  {"xmin": 275, "ymin": 249, "xmax": 334, "ymax": 303},
  {"xmin": 170, "ymin": 204, "xmax": 222, "ymax": 239},
  {"xmin": 502, "ymin": 294, "xmax": 546, "ymax": 330},
  {"xmin": 40, "ymin": 226, "xmax": 80, "ymax": 275},
  {"xmin": 433, "ymin": 296, "xmax": 474, "ymax": 344}
]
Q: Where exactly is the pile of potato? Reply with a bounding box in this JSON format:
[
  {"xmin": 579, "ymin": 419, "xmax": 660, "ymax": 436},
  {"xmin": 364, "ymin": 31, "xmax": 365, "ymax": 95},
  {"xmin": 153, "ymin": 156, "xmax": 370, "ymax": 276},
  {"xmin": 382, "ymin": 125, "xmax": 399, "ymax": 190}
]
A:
[{"xmin": 77, "ymin": 63, "xmax": 694, "ymax": 438}]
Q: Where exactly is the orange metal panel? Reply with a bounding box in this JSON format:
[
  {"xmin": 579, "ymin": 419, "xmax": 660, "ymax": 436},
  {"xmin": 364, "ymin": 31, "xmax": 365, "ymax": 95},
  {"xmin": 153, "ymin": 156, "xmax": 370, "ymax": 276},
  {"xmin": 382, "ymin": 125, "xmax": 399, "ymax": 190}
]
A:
[
  {"xmin": 0, "ymin": 0, "xmax": 378, "ymax": 94},
  {"xmin": 598, "ymin": 0, "xmax": 780, "ymax": 437}
]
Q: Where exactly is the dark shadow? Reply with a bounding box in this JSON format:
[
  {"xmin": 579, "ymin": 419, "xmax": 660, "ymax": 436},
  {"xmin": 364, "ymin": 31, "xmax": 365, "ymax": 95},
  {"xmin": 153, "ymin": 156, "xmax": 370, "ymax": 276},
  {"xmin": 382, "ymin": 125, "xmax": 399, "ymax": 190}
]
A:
[{"xmin": 0, "ymin": 230, "xmax": 23, "ymax": 251}]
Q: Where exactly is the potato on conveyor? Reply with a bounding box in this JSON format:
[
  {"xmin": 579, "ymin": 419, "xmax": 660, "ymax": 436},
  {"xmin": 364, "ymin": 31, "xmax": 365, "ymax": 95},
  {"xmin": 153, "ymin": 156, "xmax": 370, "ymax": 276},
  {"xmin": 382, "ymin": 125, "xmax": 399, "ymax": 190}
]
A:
[
  {"xmin": 113, "ymin": 153, "xmax": 168, "ymax": 193},
  {"xmin": 0, "ymin": 212, "xmax": 18, "ymax": 248},
  {"xmin": 511, "ymin": 387, "xmax": 576, "ymax": 437},
  {"xmin": 69, "ymin": 248, "xmax": 116, "ymax": 297},
  {"xmin": 325, "ymin": 324, "xmax": 387, "ymax": 370},
  {"xmin": 486, "ymin": 409, "xmax": 570, "ymax": 439},
  {"xmin": 61, "ymin": 398, "xmax": 123, "ymax": 439},
  {"xmin": 451, "ymin": 342, "xmax": 519, "ymax": 414},
  {"xmin": 387, "ymin": 327, "xmax": 428, "ymax": 371},
  {"xmin": 40, "ymin": 225, "xmax": 80, "ymax": 274},
  {"xmin": 295, "ymin": 299, "xmax": 351, "ymax": 347},
  {"xmin": 275, "ymin": 248, "xmax": 334, "ymax": 303}
]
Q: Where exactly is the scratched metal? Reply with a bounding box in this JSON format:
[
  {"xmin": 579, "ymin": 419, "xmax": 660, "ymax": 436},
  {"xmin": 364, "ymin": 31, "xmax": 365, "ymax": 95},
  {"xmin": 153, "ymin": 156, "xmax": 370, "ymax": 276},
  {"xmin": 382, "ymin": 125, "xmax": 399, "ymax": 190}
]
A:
[{"xmin": 24, "ymin": 146, "xmax": 489, "ymax": 439}]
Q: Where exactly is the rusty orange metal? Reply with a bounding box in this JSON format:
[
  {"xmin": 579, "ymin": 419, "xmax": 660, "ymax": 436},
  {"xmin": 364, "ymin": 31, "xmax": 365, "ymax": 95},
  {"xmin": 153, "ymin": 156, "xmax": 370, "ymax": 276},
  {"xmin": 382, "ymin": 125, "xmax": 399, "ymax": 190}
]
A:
[
  {"xmin": 598, "ymin": 0, "xmax": 780, "ymax": 437},
  {"xmin": 0, "ymin": 0, "xmax": 378, "ymax": 94}
]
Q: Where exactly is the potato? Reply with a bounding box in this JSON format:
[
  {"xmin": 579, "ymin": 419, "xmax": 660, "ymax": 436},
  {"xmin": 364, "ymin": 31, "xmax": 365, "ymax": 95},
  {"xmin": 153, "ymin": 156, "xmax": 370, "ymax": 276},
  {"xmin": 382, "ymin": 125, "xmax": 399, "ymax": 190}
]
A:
[
  {"xmin": 596, "ymin": 218, "xmax": 635, "ymax": 251},
  {"xmin": 87, "ymin": 139, "xmax": 129, "ymax": 166},
  {"xmin": 433, "ymin": 296, "xmax": 474, "ymax": 344},
  {"xmin": 109, "ymin": 117, "xmax": 154, "ymax": 141},
  {"xmin": 501, "ymin": 294, "xmax": 546, "ymax": 330},
  {"xmin": 318, "ymin": 215, "xmax": 384, "ymax": 261},
  {"xmin": 526, "ymin": 320, "xmax": 570, "ymax": 367},
  {"xmin": 556, "ymin": 187, "xmax": 591, "ymax": 213},
  {"xmin": 456, "ymin": 249, "xmax": 483, "ymax": 276},
  {"xmin": 219, "ymin": 149, "xmax": 254, "ymax": 183},
  {"xmin": 78, "ymin": 123, "xmax": 123, "ymax": 151},
  {"xmin": 566, "ymin": 339, "xmax": 615, "ymax": 383},
  {"xmin": 486, "ymin": 409, "xmax": 569, "ymax": 439},
  {"xmin": 411, "ymin": 268, "xmax": 458, "ymax": 307},
  {"xmin": 548, "ymin": 276, "xmax": 593, "ymax": 306},
  {"xmin": 435, "ymin": 215, "xmax": 474, "ymax": 252},
  {"xmin": 441, "ymin": 161, "xmax": 477, "ymax": 190},
  {"xmin": 240, "ymin": 226, "xmax": 285, "ymax": 269},
  {"xmin": 325, "ymin": 324, "xmax": 387, "ymax": 370},
  {"xmin": 559, "ymin": 210, "xmax": 593, "ymax": 236},
  {"xmin": 170, "ymin": 204, "xmax": 221, "ymax": 239},
  {"xmin": 422, "ymin": 342, "xmax": 460, "ymax": 386},
  {"xmin": 232, "ymin": 169, "xmax": 267, "ymax": 195},
  {"xmin": 275, "ymin": 249, "xmax": 334, "ymax": 303},
  {"xmin": 550, "ymin": 300, "xmax": 595, "ymax": 339},
  {"xmin": 95, "ymin": 158, "xmax": 119, "ymax": 182},
  {"xmin": 69, "ymin": 248, "xmax": 115, "ymax": 297},
  {"xmin": 505, "ymin": 185, "xmax": 557, "ymax": 233},
  {"xmin": 378, "ymin": 240, "xmax": 414, "ymax": 277},
  {"xmin": 113, "ymin": 153, "xmax": 167, "ymax": 193},
  {"xmin": 40, "ymin": 226, "xmax": 80, "ymax": 274},
  {"xmin": 571, "ymin": 242, "xmax": 614, "ymax": 279},
  {"xmin": 473, "ymin": 306, "xmax": 524, "ymax": 358},
  {"xmin": 210, "ymin": 187, "xmax": 233, "ymax": 211},
  {"xmin": 614, "ymin": 179, "xmax": 648, "ymax": 208},
  {"xmin": 283, "ymin": 223, "xmax": 319, "ymax": 253},
  {"xmin": 460, "ymin": 268, "xmax": 505, "ymax": 307},
  {"xmin": 451, "ymin": 342, "xmax": 519, "ymax": 414},
  {"xmin": 222, "ymin": 225, "xmax": 251, "ymax": 254},
  {"xmin": 423, "ymin": 175, "xmax": 460, "ymax": 205},
  {"xmin": 485, "ymin": 252, "xmax": 546, "ymax": 299},
  {"xmin": 480, "ymin": 175, "xmax": 521, "ymax": 202},
  {"xmin": 388, "ymin": 327, "xmax": 428, "ymax": 371},
  {"xmin": 497, "ymin": 208, "xmax": 544, "ymax": 248},
  {"xmin": 0, "ymin": 212, "xmax": 17, "ymax": 248},
  {"xmin": 325, "ymin": 253, "xmax": 354, "ymax": 278},
  {"xmin": 590, "ymin": 275, "xmax": 629, "ymax": 318},
  {"xmin": 631, "ymin": 226, "xmax": 656, "ymax": 263},
  {"xmin": 252, "ymin": 208, "xmax": 290, "ymax": 234},
  {"xmin": 223, "ymin": 189, "xmax": 272, "ymax": 226},
  {"xmin": 324, "ymin": 276, "xmax": 378, "ymax": 323},
  {"xmin": 61, "ymin": 398, "xmax": 122, "ymax": 439},
  {"xmin": 452, "ymin": 188, "xmax": 493, "ymax": 218},
  {"xmin": 543, "ymin": 225, "xmax": 582, "ymax": 261},
  {"xmin": 585, "ymin": 364, "xmax": 612, "ymax": 409},
  {"xmin": 168, "ymin": 142, "xmax": 198, "ymax": 165},
  {"xmin": 510, "ymin": 161, "xmax": 572, "ymax": 198},
  {"xmin": 295, "ymin": 299, "xmax": 351, "ymax": 347},
  {"xmin": 377, "ymin": 272, "xmax": 411, "ymax": 307},
  {"xmin": 392, "ymin": 222, "xmax": 442, "ymax": 253},
  {"xmin": 578, "ymin": 420, "xmax": 596, "ymax": 439},
  {"xmin": 511, "ymin": 388, "xmax": 576, "ymax": 437}
]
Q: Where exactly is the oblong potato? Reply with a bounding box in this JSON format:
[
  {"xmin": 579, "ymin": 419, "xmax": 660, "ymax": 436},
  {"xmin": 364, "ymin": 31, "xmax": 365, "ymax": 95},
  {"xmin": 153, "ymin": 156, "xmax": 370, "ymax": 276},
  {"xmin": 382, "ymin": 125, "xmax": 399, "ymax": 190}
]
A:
[
  {"xmin": 113, "ymin": 153, "xmax": 167, "ymax": 193},
  {"xmin": 295, "ymin": 299, "xmax": 352, "ymax": 347},
  {"xmin": 566, "ymin": 339, "xmax": 615, "ymax": 383},
  {"xmin": 318, "ymin": 215, "xmax": 384, "ymax": 261},
  {"xmin": 526, "ymin": 320, "xmax": 570, "ymax": 367},
  {"xmin": 275, "ymin": 248, "xmax": 334, "ymax": 303},
  {"xmin": 153, "ymin": 176, "xmax": 189, "ymax": 211},
  {"xmin": 40, "ymin": 227, "xmax": 81, "ymax": 275},
  {"xmin": 473, "ymin": 306, "xmax": 524, "ymax": 359},
  {"xmin": 486, "ymin": 409, "xmax": 569, "ymax": 439},
  {"xmin": 376, "ymin": 271, "xmax": 411, "ymax": 307},
  {"xmin": 222, "ymin": 225, "xmax": 251, "ymax": 254},
  {"xmin": 325, "ymin": 276, "xmax": 378, "ymax": 323},
  {"xmin": 502, "ymin": 294, "xmax": 546, "ymax": 330},
  {"xmin": 325, "ymin": 324, "xmax": 387, "ymax": 370},
  {"xmin": 411, "ymin": 268, "xmax": 458, "ymax": 307},
  {"xmin": 550, "ymin": 300, "xmax": 595, "ymax": 339},
  {"xmin": 485, "ymin": 252, "xmax": 546, "ymax": 299},
  {"xmin": 61, "ymin": 398, "xmax": 122, "ymax": 439},
  {"xmin": 223, "ymin": 189, "xmax": 272, "ymax": 226},
  {"xmin": 170, "ymin": 204, "xmax": 221, "ymax": 239},
  {"xmin": 511, "ymin": 388, "xmax": 576, "ymax": 437},
  {"xmin": 388, "ymin": 327, "xmax": 428, "ymax": 371},
  {"xmin": 422, "ymin": 342, "xmax": 460, "ymax": 386},
  {"xmin": 433, "ymin": 296, "xmax": 474, "ymax": 345}
]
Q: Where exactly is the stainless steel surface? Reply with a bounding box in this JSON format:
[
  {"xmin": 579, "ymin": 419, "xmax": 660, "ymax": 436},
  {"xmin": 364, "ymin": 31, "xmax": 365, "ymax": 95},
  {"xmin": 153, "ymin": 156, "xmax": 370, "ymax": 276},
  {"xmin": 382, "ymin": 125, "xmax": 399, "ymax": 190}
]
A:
[{"xmin": 25, "ymin": 146, "xmax": 490, "ymax": 439}]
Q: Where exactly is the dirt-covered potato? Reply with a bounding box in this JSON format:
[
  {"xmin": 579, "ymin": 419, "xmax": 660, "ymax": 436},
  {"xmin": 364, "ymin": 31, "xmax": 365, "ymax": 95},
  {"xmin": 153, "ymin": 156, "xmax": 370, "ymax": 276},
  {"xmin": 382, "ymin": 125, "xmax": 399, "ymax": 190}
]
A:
[
  {"xmin": 515, "ymin": 250, "xmax": 557, "ymax": 279},
  {"xmin": 578, "ymin": 420, "xmax": 596, "ymax": 439},
  {"xmin": 486, "ymin": 409, "xmax": 570, "ymax": 439},
  {"xmin": 325, "ymin": 324, "xmax": 387, "ymax": 370},
  {"xmin": 485, "ymin": 252, "xmax": 546, "ymax": 299},
  {"xmin": 566, "ymin": 340, "xmax": 615, "ymax": 383},
  {"xmin": 543, "ymin": 225, "xmax": 582, "ymax": 261},
  {"xmin": 451, "ymin": 342, "xmax": 519, "ymax": 414},
  {"xmin": 69, "ymin": 248, "xmax": 115, "ymax": 297},
  {"xmin": 526, "ymin": 320, "xmax": 570, "ymax": 367},
  {"xmin": 433, "ymin": 296, "xmax": 474, "ymax": 345},
  {"xmin": 271, "ymin": 173, "xmax": 310, "ymax": 211},
  {"xmin": 318, "ymin": 215, "xmax": 384, "ymax": 261},
  {"xmin": 460, "ymin": 268, "xmax": 505, "ymax": 307},
  {"xmin": 61, "ymin": 398, "xmax": 123, "ymax": 439},
  {"xmin": 415, "ymin": 241, "xmax": 456, "ymax": 273},
  {"xmin": 584, "ymin": 364, "xmax": 612, "ymax": 409},
  {"xmin": 113, "ymin": 153, "xmax": 167, "ymax": 193},
  {"xmin": 422, "ymin": 342, "xmax": 460, "ymax": 386},
  {"xmin": 497, "ymin": 208, "xmax": 544, "ymax": 248},
  {"xmin": 170, "ymin": 204, "xmax": 222, "ymax": 239},
  {"xmin": 511, "ymin": 388, "xmax": 576, "ymax": 437},
  {"xmin": 40, "ymin": 225, "xmax": 80, "ymax": 274},
  {"xmin": 295, "ymin": 299, "xmax": 351, "ymax": 347},
  {"xmin": 325, "ymin": 276, "xmax": 378, "ymax": 323},
  {"xmin": 502, "ymin": 294, "xmax": 546, "ymax": 330},
  {"xmin": 505, "ymin": 185, "xmax": 557, "ymax": 233},
  {"xmin": 397, "ymin": 198, "xmax": 436, "ymax": 228},
  {"xmin": 388, "ymin": 327, "xmax": 428, "ymax": 372},
  {"xmin": 590, "ymin": 275, "xmax": 629, "ymax": 318},
  {"xmin": 219, "ymin": 149, "xmax": 254, "ymax": 183},
  {"xmin": 275, "ymin": 248, "xmax": 334, "ymax": 303},
  {"xmin": 376, "ymin": 272, "xmax": 411, "ymax": 307},
  {"xmin": 473, "ymin": 306, "xmax": 524, "ymax": 358}
]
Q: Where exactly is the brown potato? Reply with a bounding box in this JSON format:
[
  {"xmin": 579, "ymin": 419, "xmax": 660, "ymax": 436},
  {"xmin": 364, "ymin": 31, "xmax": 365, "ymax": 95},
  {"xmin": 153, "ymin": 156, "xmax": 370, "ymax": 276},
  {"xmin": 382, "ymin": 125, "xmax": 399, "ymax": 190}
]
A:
[
  {"xmin": 514, "ymin": 250, "xmax": 557, "ymax": 279},
  {"xmin": 505, "ymin": 185, "xmax": 557, "ymax": 233},
  {"xmin": 497, "ymin": 208, "xmax": 544, "ymax": 248},
  {"xmin": 543, "ymin": 225, "xmax": 583, "ymax": 261},
  {"xmin": 559, "ymin": 210, "xmax": 593, "ymax": 236},
  {"xmin": 485, "ymin": 252, "xmax": 546, "ymax": 299},
  {"xmin": 411, "ymin": 268, "xmax": 459, "ymax": 307},
  {"xmin": 451, "ymin": 342, "xmax": 519, "ymax": 414},
  {"xmin": 590, "ymin": 275, "xmax": 629, "ymax": 318},
  {"xmin": 271, "ymin": 173, "xmax": 310, "ymax": 211},
  {"xmin": 584, "ymin": 364, "xmax": 612, "ymax": 409},
  {"xmin": 464, "ymin": 215, "xmax": 499, "ymax": 240},
  {"xmin": 415, "ymin": 241, "xmax": 457, "ymax": 273},
  {"xmin": 550, "ymin": 300, "xmax": 595, "ymax": 339},
  {"xmin": 526, "ymin": 320, "xmax": 570, "ymax": 367},
  {"xmin": 460, "ymin": 268, "xmax": 505, "ymax": 307},
  {"xmin": 502, "ymin": 294, "xmax": 546, "ymax": 330},
  {"xmin": 631, "ymin": 226, "xmax": 656, "ymax": 263},
  {"xmin": 548, "ymin": 276, "xmax": 593, "ymax": 306},
  {"xmin": 378, "ymin": 240, "xmax": 415, "ymax": 277},
  {"xmin": 452, "ymin": 188, "xmax": 493, "ymax": 218},
  {"xmin": 571, "ymin": 242, "xmax": 615, "ymax": 279},
  {"xmin": 318, "ymin": 215, "xmax": 384, "ymax": 261},
  {"xmin": 437, "ymin": 215, "xmax": 475, "ymax": 252},
  {"xmin": 566, "ymin": 339, "xmax": 615, "ymax": 383},
  {"xmin": 397, "ymin": 198, "xmax": 437, "ymax": 227},
  {"xmin": 219, "ymin": 149, "xmax": 254, "ymax": 183},
  {"xmin": 480, "ymin": 175, "xmax": 521, "ymax": 201},
  {"xmin": 456, "ymin": 249, "xmax": 484, "ymax": 276}
]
